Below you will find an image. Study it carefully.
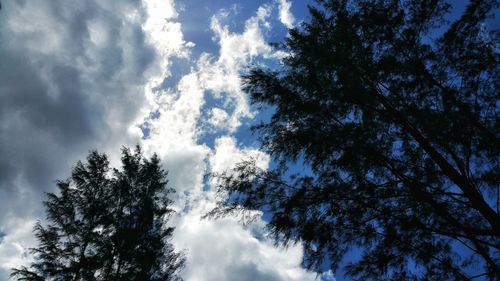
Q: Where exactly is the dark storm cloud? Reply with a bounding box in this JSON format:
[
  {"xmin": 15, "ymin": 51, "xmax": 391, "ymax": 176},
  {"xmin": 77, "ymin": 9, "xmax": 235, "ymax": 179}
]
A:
[
  {"xmin": 0, "ymin": 0, "xmax": 153, "ymax": 192},
  {"xmin": 0, "ymin": 1, "xmax": 322, "ymax": 280},
  {"xmin": 0, "ymin": 50, "xmax": 95, "ymax": 145},
  {"xmin": 0, "ymin": 1, "xmax": 158, "ymax": 277}
]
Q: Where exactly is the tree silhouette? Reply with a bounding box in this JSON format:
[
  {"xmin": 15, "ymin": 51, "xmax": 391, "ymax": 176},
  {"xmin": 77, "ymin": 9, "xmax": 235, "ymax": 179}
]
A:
[
  {"xmin": 12, "ymin": 147, "xmax": 184, "ymax": 281},
  {"xmin": 210, "ymin": 0, "xmax": 499, "ymax": 280}
]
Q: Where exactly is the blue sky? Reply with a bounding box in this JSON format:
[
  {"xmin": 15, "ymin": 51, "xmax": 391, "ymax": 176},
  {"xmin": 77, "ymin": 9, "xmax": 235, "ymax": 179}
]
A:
[
  {"xmin": 0, "ymin": 1, "xmax": 496, "ymax": 280},
  {"xmin": 0, "ymin": 0, "xmax": 332, "ymax": 280}
]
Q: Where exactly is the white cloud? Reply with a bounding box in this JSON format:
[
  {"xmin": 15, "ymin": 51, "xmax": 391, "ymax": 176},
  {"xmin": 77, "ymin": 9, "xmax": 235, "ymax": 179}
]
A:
[
  {"xmin": 210, "ymin": 136, "xmax": 269, "ymax": 178},
  {"xmin": 171, "ymin": 198, "xmax": 316, "ymax": 281},
  {"xmin": 142, "ymin": 0, "xmax": 193, "ymax": 78},
  {"xmin": 321, "ymin": 270, "xmax": 337, "ymax": 281},
  {"xmin": 0, "ymin": 217, "xmax": 36, "ymax": 276},
  {"xmin": 0, "ymin": 0, "xmax": 188, "ymax": 277},
  {"xmin": 277, "ymin": 0, "xmax": 295, "ymax": 29},
  {"xmin": 194, "ymin": 5, "xmax": 279, "ymax": 132},
  {"xmin": 141, "ymin": 3, "xmax": 278, "ymax": 187},
  {"xmin": 0, "ymin": 1, "xmax": 318, "ymax": 280},
  {"xmin": 208, "ymin": 107, "xmax": 231, "ymax": 129},
  {"xmin": 141, "ymin": 72, "xmax": 209, "ymax": 194},
  {"xmin": 207, "ymin": 136, "xmax": 270, "ymax": 194},
  {"xmin": 138, "ymin": 3, "xmax": 317, "ymax": 280}
]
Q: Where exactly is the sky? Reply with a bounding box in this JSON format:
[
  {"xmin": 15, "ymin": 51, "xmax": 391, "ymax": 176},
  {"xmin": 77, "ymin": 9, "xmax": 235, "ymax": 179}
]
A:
[
  {"xmin": 2, "ymin": 1, "xmax": 495, "ymax": 280},
  {"xmin": 0, "ymin": 0, "xmax": 340, "ymax": 280}
]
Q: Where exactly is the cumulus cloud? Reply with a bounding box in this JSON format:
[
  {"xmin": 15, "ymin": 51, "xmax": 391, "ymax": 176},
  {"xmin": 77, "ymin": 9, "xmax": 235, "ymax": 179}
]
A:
[
  {"xmin": 209, "ymin": 136, "xmax": 269, "ymax": 178},
  {"xmin": 139, "ymin": 4, "xmax": 317, "ymax": 280},
  {"xmin": 0, "ymin": 0, "xmax": 188, "ymax": 278},
  {"xmin": 171, "ymin": 198, "xmax": 316, "ymax": 281},
  {"xmin": 207, "ymin": 107, "xmax": 231, "ymax": 129},
  {"xmin": 141, "ymin": 3, "xmax": 277, "ymax": 188},
  {"xmin": 1, "ymin": 1, "xmax": 317, "ymax": 280},
  {"xmin": 142, "ymin": 72, "xmax": 210, "ymax": 194},
  {"xmin": 196, "ymin": 5, "xmax": 276, "ymax": 132},
  {"xmin": 277, "ymin": 0, "xmax": 295, "ymax": 29}
]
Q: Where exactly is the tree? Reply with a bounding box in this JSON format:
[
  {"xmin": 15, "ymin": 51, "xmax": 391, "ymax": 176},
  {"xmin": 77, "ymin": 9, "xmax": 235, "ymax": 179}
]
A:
[
  {"xmin": 12, "ymin": 147, "xmax": 184, "ymax": 281},
  {"xmin": 210, "ymin": 0, "xmax": 500, "ymax": 280}
]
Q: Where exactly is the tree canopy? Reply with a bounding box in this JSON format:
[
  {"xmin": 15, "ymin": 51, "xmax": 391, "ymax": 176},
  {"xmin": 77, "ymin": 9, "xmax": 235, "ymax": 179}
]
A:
[
  {"xmin": 210, "ymin": 0, "xmax": 500, "ymax": 280},
  {"xmin": 12, "ymin": 147, "xmax": 184, "ymax": 281}
]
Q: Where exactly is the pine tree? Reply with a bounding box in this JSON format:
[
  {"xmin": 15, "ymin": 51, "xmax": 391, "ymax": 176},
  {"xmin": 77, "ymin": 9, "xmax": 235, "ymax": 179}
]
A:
[
  {"xmin": 210, "ymin": 0, "xmax": 500, "ymax": 280},
  {"xmin": 12, "ymin": 147, "xmax": 184, "ymax": 281}
]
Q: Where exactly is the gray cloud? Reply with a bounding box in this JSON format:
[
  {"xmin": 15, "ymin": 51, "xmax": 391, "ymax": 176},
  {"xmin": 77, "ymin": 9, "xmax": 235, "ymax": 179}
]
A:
[
  {"xmin": 0, "ymin": 1, "xmax": 164, "ymax": 277},
  {"xmin": 0, "ymin": 1, "xmax": 322, "ymax": 280}
]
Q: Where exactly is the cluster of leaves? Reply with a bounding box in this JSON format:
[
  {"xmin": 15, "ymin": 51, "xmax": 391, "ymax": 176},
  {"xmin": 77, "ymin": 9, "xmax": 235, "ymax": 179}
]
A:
[
  {"xmin": 12, "ymin": 147, "xmax": 184, "ymax": 281},
  {"xmin": 211, "ymin": 0, "xmax": 499, "ymax": 280}
]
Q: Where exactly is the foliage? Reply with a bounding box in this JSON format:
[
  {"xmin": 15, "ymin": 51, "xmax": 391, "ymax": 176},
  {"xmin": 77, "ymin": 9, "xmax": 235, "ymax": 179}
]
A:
[
  {"xmin": 210, "ymin": 0, "xmax": 500, "ymax": 280},
  {"xmin": 12, "ymin": 147, "xmax": 184, "ymax": 281}
]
